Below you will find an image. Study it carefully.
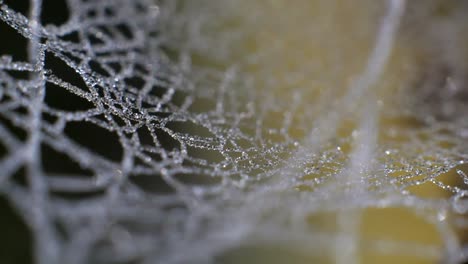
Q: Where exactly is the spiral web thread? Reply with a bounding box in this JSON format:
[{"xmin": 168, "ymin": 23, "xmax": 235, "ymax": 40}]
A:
[{"xmin": 0, "ymin": 0, "xmax": 467, "ymax": 263}]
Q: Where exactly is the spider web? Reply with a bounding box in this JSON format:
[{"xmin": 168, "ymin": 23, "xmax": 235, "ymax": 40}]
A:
[{"xmin": 0, "ymin": 0, "xmax": 467, "ymax": 263}]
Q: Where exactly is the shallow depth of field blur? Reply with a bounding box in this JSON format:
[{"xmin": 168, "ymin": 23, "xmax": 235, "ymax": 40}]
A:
[{"xmin": 0, "ymin": 0, "xmax": 467, "ymax": 263}]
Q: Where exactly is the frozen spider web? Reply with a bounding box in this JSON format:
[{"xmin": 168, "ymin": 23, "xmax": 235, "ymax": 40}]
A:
[{"xmin": 0, "ymin": 0, "xmax": 467, "ymax": 263}]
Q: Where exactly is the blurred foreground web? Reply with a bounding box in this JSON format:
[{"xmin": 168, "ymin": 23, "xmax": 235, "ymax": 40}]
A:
[{"xmin": 0, "ymin": 0, "xmax": 467, "ymax": 263}]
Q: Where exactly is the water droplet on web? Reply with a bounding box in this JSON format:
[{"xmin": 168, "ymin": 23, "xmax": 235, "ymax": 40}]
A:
[
  {"xmin": 457, "ymin": 170, "xmax": 468, "ymax": 185},
  {"xmin": 1, "ymin": 0, "xmax": 468, "ymax": 262},
  {"xmin": 452, "ymin": 191, "xmax": 468, "ymax": 214},
  {"xmin": 437, "ymin": 210, "xmax": 447, "ymax": 221}
]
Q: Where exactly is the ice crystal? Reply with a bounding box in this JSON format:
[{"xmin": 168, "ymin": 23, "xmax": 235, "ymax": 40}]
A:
[{"xmin": 0, "ymin": 0, "xmax": 467, "ymax": 263}]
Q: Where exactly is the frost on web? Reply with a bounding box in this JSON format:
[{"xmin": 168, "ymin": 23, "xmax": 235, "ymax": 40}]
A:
[{"xmin": 0, "ymin": 0, "xmax": 467, "ymax": 264}]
